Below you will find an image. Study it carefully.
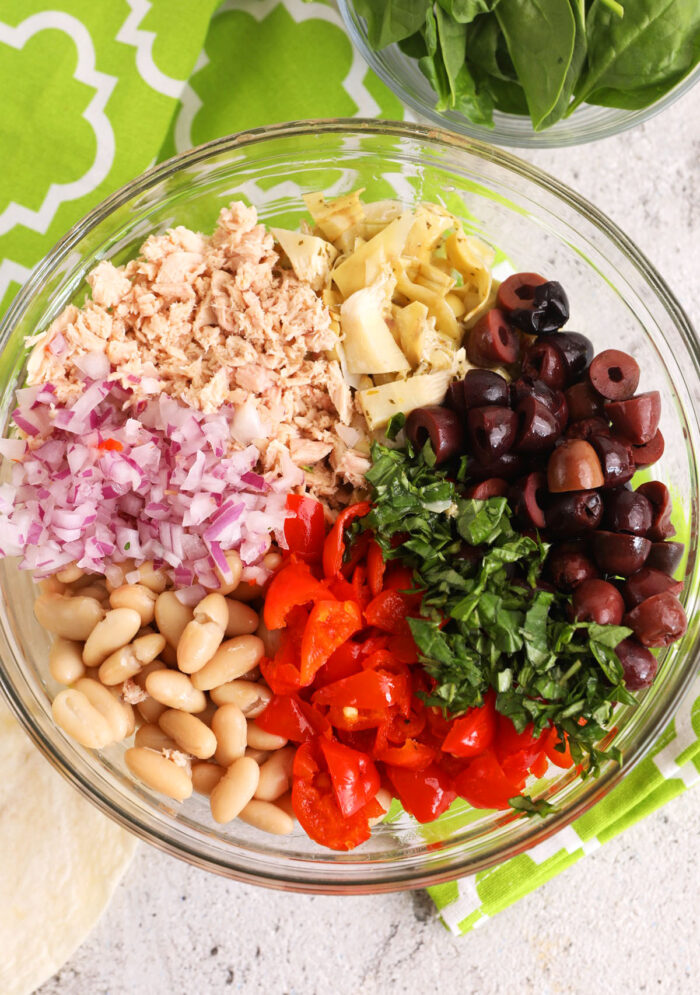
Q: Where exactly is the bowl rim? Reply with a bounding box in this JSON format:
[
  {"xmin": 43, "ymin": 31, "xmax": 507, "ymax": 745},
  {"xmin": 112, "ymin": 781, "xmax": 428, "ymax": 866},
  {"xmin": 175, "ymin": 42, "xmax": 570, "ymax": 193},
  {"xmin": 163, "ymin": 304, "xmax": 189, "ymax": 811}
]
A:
[
  {"xmin": 337, "ymin": 0, "xmax": 700, "ymax": 149},
  {"xmin": 0, "ymin": 118, "xmax": 698, "ymax": 893}
]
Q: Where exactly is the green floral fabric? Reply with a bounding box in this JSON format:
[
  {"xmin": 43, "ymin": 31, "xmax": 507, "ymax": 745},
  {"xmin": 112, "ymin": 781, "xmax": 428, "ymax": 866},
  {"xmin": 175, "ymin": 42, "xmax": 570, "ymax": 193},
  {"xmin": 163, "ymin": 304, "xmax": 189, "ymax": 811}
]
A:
[{"xmin": 0, "ymin": 0, "xmax": 697, "ymax": 936}]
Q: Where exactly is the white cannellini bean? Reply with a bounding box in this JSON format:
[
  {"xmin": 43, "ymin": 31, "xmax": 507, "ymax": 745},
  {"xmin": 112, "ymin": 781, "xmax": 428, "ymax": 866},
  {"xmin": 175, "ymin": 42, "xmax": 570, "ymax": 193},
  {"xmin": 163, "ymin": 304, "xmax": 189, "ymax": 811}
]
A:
[
  {"xmin": 51, "ymin": 689, "xmax": 113, "ymax": 749},
  {"xmin": 82, "ymin": 608, "xmax": 142, "ymax": 667},
  {"xmin": 125, "ymin": 747, "xmax": 192, "ymax": 802},
  {"xmin": 209, "ymin": 757, "xmax": 259, "ymax": 824}
]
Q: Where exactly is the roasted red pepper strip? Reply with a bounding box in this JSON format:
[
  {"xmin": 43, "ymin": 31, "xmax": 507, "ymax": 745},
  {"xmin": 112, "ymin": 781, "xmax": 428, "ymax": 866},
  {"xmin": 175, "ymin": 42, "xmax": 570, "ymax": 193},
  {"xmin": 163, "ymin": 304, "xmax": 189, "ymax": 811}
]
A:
[
  {"xmin": 385, "ymin": 763, "xmax": 456, "ymax": 823},
  {"xmin": 263, "ymin": 560, "xmax": 332, "ymax": 630},
  {"xmin": 299, "ymin": 600, "xmax": 363, "ymax": 686},
  {"xmin": 97, "ymin": 437, "xmax": 123, "ymax": 452},
  {"xmin": 292, "ymin": 738, "xmax": 382, "ymax": 851},
  {"xmin": 322, "ymin": 502, "xmax": 371, "ymax": 579},
  {"xmin": 366, "ymin": 540, "xmax": 386, "ymax": 597},
  {"xmin": 284, "ymin": 495, "xmax": 325, "ymax": 562},
  {"xmin": 319, "ymin": 737, "xmax": 380, "ymax": 818}
]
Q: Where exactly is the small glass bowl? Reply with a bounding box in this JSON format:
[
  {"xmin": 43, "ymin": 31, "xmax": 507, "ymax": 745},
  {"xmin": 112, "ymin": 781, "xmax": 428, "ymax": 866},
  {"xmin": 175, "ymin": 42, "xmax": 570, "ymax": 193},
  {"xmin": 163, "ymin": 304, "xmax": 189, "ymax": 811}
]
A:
[
  {"xmin": 338, "ymin": 0, "xmax": 700, "ymax": 148},
  {"xmin": 0, "ymin": 120, "xmax": 698, "ymax": 893}
]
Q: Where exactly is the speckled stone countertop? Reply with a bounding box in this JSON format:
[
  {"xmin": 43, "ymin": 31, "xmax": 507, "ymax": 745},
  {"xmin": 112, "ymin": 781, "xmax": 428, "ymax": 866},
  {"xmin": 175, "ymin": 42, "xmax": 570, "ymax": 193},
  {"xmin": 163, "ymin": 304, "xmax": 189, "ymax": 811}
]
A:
[{"xmin": 39, "ymin": 88, "xmax": 699, "ymax": 995}]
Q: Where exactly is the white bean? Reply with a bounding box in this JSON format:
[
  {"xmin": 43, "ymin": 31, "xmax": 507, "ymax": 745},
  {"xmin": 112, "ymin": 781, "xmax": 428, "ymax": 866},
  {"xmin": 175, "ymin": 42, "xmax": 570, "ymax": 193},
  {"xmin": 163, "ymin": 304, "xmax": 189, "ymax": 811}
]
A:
[
  {"xmin": 155, "ymin": 592, "xmax": 193, "ymax": 647},
  {"xmin": 210, "ymin": 756, "xmax": 259, "ymax": 823},
  {"xmin": 34, "ymin": 593, "xmax": 105, "ymax": 641},
  {"xmin": 144, "ymin": 670, "xmax": 207, "ymax": 713},
  {"xmin": 238, "ymin": 799, "xmax": 294, "ymax": 835},
  {"xmin": 49, "ymin": 638, "xmax": 85, "ymax": 685},
  {"xmin": 246, "ymin": 720, "xmax": 288, "ymax": 752},
  {"xmin": 225, "ymin": 600, "xmax": 259, "ymax": 638},
  {"xmin": 98, "ymin": 645, "xmax": 141, "ymax": 686},
  {"xmin": 136, "ymin": 561, "xmax": 168, "ymax": 593},
  {"xmin": 125, "ymin": 747, "xmax": 192, "ymax": 802},
  {"xmin": 211, "ymin": 704, "xmax": 247, "ymax": 766},
  {"xmin": 82, "ymin": 608, "xmax": 141, "ymax": 667},
  {"xmin": 209, "ymin": 679, "xmax": 271, "ymax": 718},
  {"xmin": 158, "ymin": 709, "xmax": 217, "ymax": 759},
  {"xmin": 52, "ymin": 689, "xmax": 113, "ymax": 749},
  {"xmin": 134, "ymin": 723, "xmax": 177, "ymax": 752},
  {"xmin": 191, "ymin": 761, "xmax": 224, "ymax": 796},
  {"xmin": 211, "ymin": 550, "xmax": 243, "ymax": 596},
  {"xmin": 255, "ymin": 746, "xmax": 295, "ymax": 801},
  {"xmin": 109, "ymin": 584, "xmax": 157, "ymax": 625},
  {"xmin": 190, "ymin": 635, "xmax": 264, "ymax": 691},
  {"xmin": 176, "ymin": 593, "xmax": 228, "ymax": 673},
  {"xmin": 74, "ymin": 677, "xmax": 133, "ymax": 741}
]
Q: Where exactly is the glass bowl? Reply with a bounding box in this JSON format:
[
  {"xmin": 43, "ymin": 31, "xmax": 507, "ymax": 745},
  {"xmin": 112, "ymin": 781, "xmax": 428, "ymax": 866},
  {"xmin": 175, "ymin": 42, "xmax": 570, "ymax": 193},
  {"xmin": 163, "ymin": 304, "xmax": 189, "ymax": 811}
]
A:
[
  {"xmin": 338, "ymin": 0, "xmax": 700, "ymax": 148},
  {"xmin": 0, "ymin": 120, "xmax": 698, "ymax": 894}
]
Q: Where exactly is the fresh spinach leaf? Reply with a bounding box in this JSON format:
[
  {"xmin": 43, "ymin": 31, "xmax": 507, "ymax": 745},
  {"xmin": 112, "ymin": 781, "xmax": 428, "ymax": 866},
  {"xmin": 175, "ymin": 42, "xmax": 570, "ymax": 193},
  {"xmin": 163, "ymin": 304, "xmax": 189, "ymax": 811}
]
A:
[
  {"xmin": 536, "ymin": 0, "xmax": 588, "ymax": 129},
  {"xmin": 496, "ymin": 0, "xmax": 578, "ymax": 129},
  {"xmin": 509, "ymin": 795, "xmax": 559, "ymax": 817},
  {"xmin": 354, "ymin": 0, "xmax": 431, "ymax": 49},
  {"xmin": 437, "ymin": 0, "xmax": 502, "ymax": 23},
  {"xmin": 571, "ymin": 0, "xmax": 700, "ymax": 112}
]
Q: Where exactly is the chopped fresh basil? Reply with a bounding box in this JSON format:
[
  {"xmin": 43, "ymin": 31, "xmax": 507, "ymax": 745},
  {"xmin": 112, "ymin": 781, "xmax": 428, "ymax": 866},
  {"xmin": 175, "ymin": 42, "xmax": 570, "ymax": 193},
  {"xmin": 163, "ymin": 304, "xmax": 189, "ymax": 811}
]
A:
[{"xmin": 359, "ymin": 440, "xmax": 634, "ymax": 775}]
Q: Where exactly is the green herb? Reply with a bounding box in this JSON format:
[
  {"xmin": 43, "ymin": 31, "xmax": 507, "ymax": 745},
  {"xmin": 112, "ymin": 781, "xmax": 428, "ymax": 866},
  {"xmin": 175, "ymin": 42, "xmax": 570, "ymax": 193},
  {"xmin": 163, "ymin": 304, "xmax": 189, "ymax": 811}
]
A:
[
  {"xmin": 352, "ymin": 0, "xmax": 700, "ymax": 131},
  {"xmin": 360, "ymin": 440, "xmax": 633, "ymax": 775},
  {"xmin": 124, "ymin": 542, "xmax": 131, "ymax": 550},
  {"xmin": 508, "ymin": 795, "xmax": 559, "ymax": 817}
]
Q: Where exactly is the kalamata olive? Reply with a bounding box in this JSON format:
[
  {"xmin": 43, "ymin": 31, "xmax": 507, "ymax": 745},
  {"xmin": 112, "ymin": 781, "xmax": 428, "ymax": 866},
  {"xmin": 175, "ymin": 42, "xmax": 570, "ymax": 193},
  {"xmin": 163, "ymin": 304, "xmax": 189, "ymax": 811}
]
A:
[
  {"xmin": 467, "ymin": 451, "xmax": 525, "ymax": 481},
  {"xmin": 589, "ymin": 434, "xmax": 635, "ymax": 488},
  {"xmin": 646, "ymin": 541, "xmax": 684, "ymax": 574},
  {"xmin": 510, "ymin": 377, "xmax": 567, "ymax": 430},
  {"xmin": 514, "ymin": 396, "xmax": 560, "ymax": 452},
  {"xmin": 537, "ymin": 332, "xmax": 593, "ymax": 385},
  {"xmin": 565, "ymin": 381, "xmax": 604, "ymax": 421},
  {"xmin": 521, "ymin": 342, "xmax": 567, "ymax": 391},
  {"xmin": 588, "ymin": 349, "xmax": 640, "ymax": 401},
  {"xmin": 464, "ymin": 477, "xmax": 509, "ymax": 499},
  {"xmin": 446, "ymin": 380, "xmax": 467, "ymax": 415},
  {"xmin": 547, "ymin": 439, "xmax": 604, "ymax": 492},
  {"xmin": 405, "ymin": 406, "xmax": 462, "ymax": 465},
  {"xmin": 615, "ymin": 638, "xmax": 658, "ymax": 690},
  {"xmin": 545, "ymin": 490, "xmax": 603, "ymax": 537},
  {"xmin": 603, "ymin": 489, "xmax": 653, "ymax": 536},
  {"xmin": 630, "ymin": 430, "xmax": 665, "ymax": 467},
  {"xmin": 592, "ymin": 531, "xmax": 651, "ymax": 577},
  {"xmin": 508, "ymin": 280, "xmax": 570, "ymax": 334},
  {"xmin": 636, "ymin": 481, "xmax": 674, "ymax": 540},
  {"xmin": 461, "ymin": 369, "xmax": 510, "ymax": 410},
  {"xmin": 466, "ymin": 406, "xmax": 518, "ymax": 460},
  {"xmin": 547, "ymin": 544, "xmax": 599, "ymax": 590},
  {"xmin": 566, "ymin": 417, "xmax": 611, "ymax": 442},
  {"xmin": 605, "ymin": 391, "xmax": 661, "ymax": 445},
  {"xmin": 572, "ymin": 578, "xmax": 625, "ymax": 625},
  {"xmin": 497, "ymin": 272, "xmax": 547, "ymax": 313},
  {"xmin": 550, "ymin": 391, "xmax": 569, "ymax": 432},
  {"xmin": 467, "ymin": 309, "xmax": 519, "ymax": 367},
  {"xmin": 510, "ymin": 472, "xmax": 547, "ymax": 529},
  {"xmin": 620, "ymin": 567, "xmax": 684, "ymax": 610},
  {"xmin": 624, "ymin": 591, "xmax": 687, "ymax": 648}
]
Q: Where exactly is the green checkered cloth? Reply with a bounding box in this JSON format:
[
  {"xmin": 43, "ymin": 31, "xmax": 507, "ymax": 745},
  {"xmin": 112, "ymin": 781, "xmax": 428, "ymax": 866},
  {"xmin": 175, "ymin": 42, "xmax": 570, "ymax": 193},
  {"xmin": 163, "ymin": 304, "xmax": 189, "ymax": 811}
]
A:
[{"xmin": 1, "ymin": 0, "xmax": 698, "ymax": 935}]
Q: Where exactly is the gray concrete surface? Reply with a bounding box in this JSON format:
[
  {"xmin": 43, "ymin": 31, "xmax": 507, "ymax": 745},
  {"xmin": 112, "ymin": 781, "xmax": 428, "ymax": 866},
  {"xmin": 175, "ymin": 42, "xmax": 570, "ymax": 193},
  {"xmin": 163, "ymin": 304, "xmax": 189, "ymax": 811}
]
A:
[{"xmin": 38, "ymin": 85, "xmax": 700, "ymax": 995}]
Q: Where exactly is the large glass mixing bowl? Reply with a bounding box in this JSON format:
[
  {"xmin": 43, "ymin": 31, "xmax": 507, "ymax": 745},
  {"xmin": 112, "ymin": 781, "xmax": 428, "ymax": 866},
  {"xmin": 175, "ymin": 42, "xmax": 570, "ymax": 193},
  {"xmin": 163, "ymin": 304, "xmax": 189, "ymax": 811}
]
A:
[{"xmin": 0, "ymin": 120, "xmax": 698, "ymax": 893}]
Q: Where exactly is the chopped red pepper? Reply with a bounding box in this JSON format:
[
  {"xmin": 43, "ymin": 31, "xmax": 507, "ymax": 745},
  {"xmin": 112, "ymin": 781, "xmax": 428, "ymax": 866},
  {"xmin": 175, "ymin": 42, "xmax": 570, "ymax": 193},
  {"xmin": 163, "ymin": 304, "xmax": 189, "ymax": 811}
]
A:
[
  {"xmin": 319, "ymin": 737, "xmax": 380, "ymax": 818},
  {"xmin": 292, "ymin": 738, "xmax": 382, "ymax": 850},
  {"xmin": 385, "ymin": 763, "xmax": 456, "ymax": 823},
  {"xmin": 374, "ymin": 738, "xmax": 436, "ymax": 770},
  {"xmin": 322, "ymin": 502, "xmax": 371, "ymax": 579},
  {"xmin": 97, "ymin": 437, "xmax": 123, "ymax": 452},
  {"xmin": 313, "ymin": 669, "xmax": 409, "ymax": 712},
  {"xmin": 441, "ymin": 694, "xmax": 496, "ymax": 758},
  {"xmin": 544, "ymin": 727, "xmax": 574, "ymax": 769},
  {"xmin": 364, "ymin": 589, "xmax": 411, "ymax": 635},
  {"xmin": 256, "ymin": 694, "xmax": 328, "ymax": 742},
  {"xmin": 454, "ymin": 750, "xmax": 522, "ymax": 811},
  {"xmin": 263, "ymin": 560, "xmax": 332, "ymax": 630},
  {"xmin": 299, "ymin": 599, "xmax": 363, "ymax": 686},
  {"xmin": 284, "ymin": 495, "xmax": 325, "ymax": 562}
]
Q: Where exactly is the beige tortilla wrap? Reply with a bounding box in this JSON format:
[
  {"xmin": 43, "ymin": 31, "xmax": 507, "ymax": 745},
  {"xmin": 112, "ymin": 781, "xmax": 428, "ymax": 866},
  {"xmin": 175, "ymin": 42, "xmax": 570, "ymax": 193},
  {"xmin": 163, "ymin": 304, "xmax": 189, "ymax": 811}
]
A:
[{"xmin": 0, "ymin": 701, "xmax": 137, "ymax": 995}]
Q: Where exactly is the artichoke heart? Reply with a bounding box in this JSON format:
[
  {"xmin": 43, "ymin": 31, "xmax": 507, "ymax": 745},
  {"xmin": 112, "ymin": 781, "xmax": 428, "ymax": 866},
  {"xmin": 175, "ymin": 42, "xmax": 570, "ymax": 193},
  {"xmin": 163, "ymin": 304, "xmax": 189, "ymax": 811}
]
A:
[
  {"xmin": 358, "ymin": 371, "xmax": 454, "ymax": 430},
  {"xmin": 271, "ymin": 228, "xmax": 338, "ymax": 291},
  {"xmin": 340, "ymin": 275, "xmax": 410, "ymax": 376}
]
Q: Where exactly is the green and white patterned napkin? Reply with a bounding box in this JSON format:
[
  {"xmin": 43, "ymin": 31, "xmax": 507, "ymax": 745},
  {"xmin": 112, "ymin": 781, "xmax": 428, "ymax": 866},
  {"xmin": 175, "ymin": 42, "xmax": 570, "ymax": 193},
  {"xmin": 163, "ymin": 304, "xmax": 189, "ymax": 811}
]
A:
[{"xmin": 1, "ymin": 0, "xmax": 698, "ymax": 936}]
